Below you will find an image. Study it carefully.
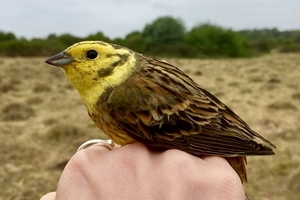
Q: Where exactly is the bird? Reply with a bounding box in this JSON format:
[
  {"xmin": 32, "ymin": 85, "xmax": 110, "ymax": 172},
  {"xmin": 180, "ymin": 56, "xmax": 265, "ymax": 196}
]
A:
[{"xmin": 45, "ymin": 41, "xmax": 275, "ymax": 184}]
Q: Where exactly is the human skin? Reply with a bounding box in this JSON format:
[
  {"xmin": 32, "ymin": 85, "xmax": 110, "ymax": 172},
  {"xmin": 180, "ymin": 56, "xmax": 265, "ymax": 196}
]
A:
[{"xmin": 40, "ymin": 142, "xmax": 245, "ymax": 200}]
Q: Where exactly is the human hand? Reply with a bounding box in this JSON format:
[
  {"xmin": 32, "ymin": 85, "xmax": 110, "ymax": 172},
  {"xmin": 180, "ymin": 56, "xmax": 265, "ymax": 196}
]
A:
[{"xmin": 40, "ymin": 142, "xmax": 245, "ymax": 200}]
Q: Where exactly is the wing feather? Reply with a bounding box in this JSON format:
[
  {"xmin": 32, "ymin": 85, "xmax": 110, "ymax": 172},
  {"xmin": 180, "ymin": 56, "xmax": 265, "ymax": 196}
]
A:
[{"xmin": 107, "ymin": 56, "xmax": 275, "ymax": 157}]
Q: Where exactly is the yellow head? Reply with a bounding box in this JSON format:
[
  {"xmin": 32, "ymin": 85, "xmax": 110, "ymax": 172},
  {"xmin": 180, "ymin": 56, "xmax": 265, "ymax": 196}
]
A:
[{"xmin": 45, "ymin": 41, "xmax": 137, "ymax": 111}]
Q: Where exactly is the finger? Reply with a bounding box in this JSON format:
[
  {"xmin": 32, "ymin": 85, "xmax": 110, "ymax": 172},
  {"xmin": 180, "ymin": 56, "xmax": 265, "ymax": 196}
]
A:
[
  {"xmin": 40, "ymin": 192, "xmax": 56, "ymax": 200},
  {"xmin": 72, "ymin": 143, "xmax": 113, "ymax": 167}
]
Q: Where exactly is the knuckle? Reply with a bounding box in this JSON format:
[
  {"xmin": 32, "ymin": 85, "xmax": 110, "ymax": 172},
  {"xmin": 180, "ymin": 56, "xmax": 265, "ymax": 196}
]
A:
[
  {"xmin": 116, "ymin": 142, "xmax": 149, "ymax": 169},
  {"xmin": 162, "ymin": 149, "xmax": 195, "ymax": 171},
  {"xmin": 208, "ymin": 165, "xmax": 243, "ymax": 194}
]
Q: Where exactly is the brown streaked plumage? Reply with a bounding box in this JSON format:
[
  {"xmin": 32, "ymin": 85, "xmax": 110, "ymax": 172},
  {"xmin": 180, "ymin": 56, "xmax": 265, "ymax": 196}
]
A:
[{"xmin": 45, "ymin": 41, "xmax": 275, "ymax": 186}]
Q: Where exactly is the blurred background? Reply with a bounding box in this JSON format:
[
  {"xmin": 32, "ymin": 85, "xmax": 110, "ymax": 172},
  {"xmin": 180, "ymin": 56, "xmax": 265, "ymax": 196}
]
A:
[
  {"xmin": 0, "ymin": 0, "xmax": 300, "ymax": 57},
  {"xmin": 0, "ymin": 1, "xmax": 299, "ymax": 200}
]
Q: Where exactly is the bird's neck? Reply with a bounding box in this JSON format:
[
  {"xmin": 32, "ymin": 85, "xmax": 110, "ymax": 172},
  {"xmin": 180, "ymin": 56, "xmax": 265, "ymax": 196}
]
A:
[
  {"xmin": 63, "ymin": 70, "xmax": 106, "ymax": 113},
  {"xmin": 79, "ymin": 86, "xmax": 105, "ymax": 113}
]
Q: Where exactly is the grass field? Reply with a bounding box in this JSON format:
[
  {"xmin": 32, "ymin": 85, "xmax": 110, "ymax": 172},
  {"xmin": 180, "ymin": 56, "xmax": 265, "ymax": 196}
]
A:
[{"xmin": 0, "ymin": 53, "xmax": 299, "ymax": 200}]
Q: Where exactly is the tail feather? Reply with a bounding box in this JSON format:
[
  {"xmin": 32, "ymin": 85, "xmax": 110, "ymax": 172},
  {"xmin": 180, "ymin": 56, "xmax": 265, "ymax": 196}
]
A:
[
  {"xmin": 227, "ymin": 157, "xmax": 249, "ymax": 199},
  {"xmin": 227, "ymin": 156, "xmax": 248, "ymax": 183}
]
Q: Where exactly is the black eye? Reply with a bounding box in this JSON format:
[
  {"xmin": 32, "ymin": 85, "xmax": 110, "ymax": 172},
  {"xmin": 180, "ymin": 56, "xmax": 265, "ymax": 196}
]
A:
[{"xmin": 86, "ymin": 50, "xmax": 98, "ymax": 59}]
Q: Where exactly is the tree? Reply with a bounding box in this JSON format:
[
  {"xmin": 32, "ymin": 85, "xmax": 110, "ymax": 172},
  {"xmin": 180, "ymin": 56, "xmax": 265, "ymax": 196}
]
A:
[
  {"xmin": 85, "ymin": 31, "xmax": 110, "ymax": 42},
  {"xmin": 47, "ymin": 33, "xmax": 57, "ymax": 40},
  {"xmin": 56, "ymin": 33, "xmax": 81, "ymax": 46},
  {"xmin": 122, "ymin": 31, "xmax": 146, "ymax": 53},
  {"xmin": 185, "ymin": 23, "xmax": 252, "ymax": 57},
  {"xmin": 0, "ymin": 31, "xmax": 16, "ymax": 42},
  {"xmin": 141, "ymin": 16, "xmax": 186, "ymax": 56},
  {"xmin": 142, "ymin": 16, "xmax": 185, "ymax": 47}
]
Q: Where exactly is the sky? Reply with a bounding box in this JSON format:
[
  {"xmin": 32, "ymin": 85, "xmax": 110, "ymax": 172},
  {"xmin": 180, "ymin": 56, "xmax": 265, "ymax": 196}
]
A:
[{"xmin": 1, "ymin": 0, "xmax": 299, "ymax": 39}]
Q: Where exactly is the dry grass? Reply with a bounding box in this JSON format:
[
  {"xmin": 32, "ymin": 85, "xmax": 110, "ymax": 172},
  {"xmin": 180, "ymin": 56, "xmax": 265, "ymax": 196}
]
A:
[
  {"xmin": 1, "ymin": 53, "xmax": 299, "ymax": 200},
  {"xmin": 2, "ymin": 102, "xmax": 35, "ymax": 121}
]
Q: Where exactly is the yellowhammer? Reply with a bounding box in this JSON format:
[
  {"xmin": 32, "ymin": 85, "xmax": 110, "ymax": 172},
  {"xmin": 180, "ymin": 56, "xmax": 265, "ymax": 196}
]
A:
[{"xmin": 45, "ymin": 41, "xmax": 275, "ymax": 183}]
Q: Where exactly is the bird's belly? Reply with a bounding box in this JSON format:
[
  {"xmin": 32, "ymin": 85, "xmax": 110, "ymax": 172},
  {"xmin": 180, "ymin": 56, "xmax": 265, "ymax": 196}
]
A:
[
  {"xmin": 89, "ymin": 112, "xmax": 135, "ymax": 145},
  {"xmin": 101, "ymin": 124, "xmax": 135, "ymax": 145}
]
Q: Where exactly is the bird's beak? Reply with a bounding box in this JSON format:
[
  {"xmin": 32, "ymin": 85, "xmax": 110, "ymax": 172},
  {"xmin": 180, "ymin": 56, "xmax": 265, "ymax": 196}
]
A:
[{"xmin": 45, "ymin": 51, "xmax": 73, "ymax": 67}]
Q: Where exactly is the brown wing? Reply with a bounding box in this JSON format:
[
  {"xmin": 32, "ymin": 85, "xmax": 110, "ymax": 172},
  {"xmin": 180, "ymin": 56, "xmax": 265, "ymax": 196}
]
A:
[{"xmin": 107, "ymin": 56, "xmax": 275, "ymax": 157}]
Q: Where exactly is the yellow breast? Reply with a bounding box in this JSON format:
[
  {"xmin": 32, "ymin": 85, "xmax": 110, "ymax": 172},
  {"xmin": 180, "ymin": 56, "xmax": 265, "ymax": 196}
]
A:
[{"xmin": 88, "ymin": 111, "xmax": 135, "ymax": 145}]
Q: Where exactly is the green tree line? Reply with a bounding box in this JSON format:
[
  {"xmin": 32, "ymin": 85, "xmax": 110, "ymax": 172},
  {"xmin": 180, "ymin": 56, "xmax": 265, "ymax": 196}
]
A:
[{"xmin": 0, "ymin": 16, "xmax": 299, "ymax": 58}]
